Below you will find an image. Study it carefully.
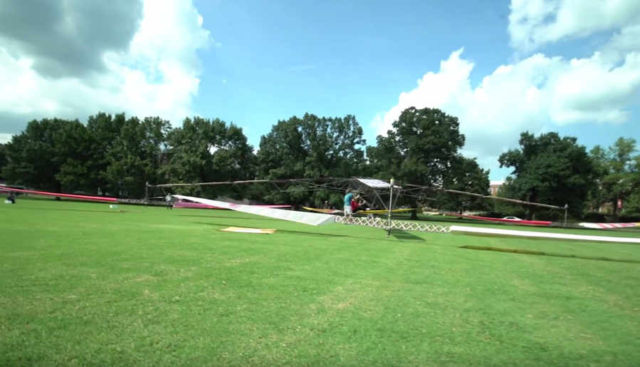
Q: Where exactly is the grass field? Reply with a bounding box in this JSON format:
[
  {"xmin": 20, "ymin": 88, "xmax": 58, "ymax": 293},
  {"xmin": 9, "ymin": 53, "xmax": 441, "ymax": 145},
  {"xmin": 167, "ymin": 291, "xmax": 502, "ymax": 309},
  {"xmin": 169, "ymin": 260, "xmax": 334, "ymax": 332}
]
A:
[{"xmin": 1, "ymin": 198, "xmax": 639, "ymax": 366}]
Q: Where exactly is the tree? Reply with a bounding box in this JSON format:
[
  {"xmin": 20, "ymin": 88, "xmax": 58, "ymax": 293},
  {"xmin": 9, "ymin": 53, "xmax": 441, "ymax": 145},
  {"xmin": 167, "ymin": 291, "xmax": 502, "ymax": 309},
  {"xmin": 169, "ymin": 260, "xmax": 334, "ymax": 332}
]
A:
[
  {"xmin": 499, "ymin": 132, "xmax": 596, "ymax": 218},
  {"xmin": 0, "ymin": 143, "xmax": 7, "ymax": 180},
  {"xmin": 366, "ymin": 107, "xmax": 468, "ymax": 217},
  {"xmin": 589, "ymin": 138, "xmax": 639, "ymax": 217},
  {"xmin": 365, "ymin": 134, "xmax": 403, "ymax": 179},
  {"xmin": 53, "ymin": 120, "xmax": 94, "ymax": 193},
  {"xmin": 256, "ymin": 113, "xmax": 366, "ymax": 207},
  {"xmin": 624, "ymin": 154, "xmax": 640, "ymax": 216},
  {"xmin": 2, "ymin": 118, "xmax": 92, "ymax": 192},
  {"xmin": 436, "ymin": 156, "xmax": 491, "ymax": 212},
  {"xmin": 85, "ymin": 112, "xmax": 128, "ymax": 194},
  {"xmin": 367, "ymin": 107, "xmax": 465, "ymax": 186},
  {"xmin": 102, "ymin": 116, "xmax": 170, "ymax": 198},
  {"xmin": 163, "ymin": 117, "xmax": 255, "ymax": 199}
]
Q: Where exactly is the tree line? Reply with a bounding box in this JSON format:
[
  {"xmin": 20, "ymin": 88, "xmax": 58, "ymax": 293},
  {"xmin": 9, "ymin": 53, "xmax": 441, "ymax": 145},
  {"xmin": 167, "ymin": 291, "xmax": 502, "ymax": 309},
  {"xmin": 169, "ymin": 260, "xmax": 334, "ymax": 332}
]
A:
[{"xmin": 0, "ymin": 108, "xmax": 638, "ymax": 220}]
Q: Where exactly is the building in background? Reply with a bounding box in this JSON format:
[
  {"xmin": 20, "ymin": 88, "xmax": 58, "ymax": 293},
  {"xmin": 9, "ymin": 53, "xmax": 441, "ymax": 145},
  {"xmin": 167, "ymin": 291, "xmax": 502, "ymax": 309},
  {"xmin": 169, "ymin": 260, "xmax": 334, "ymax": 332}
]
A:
[{"xmin": 489, "ymin": 180, "xmax": 504, "ymax": 196}]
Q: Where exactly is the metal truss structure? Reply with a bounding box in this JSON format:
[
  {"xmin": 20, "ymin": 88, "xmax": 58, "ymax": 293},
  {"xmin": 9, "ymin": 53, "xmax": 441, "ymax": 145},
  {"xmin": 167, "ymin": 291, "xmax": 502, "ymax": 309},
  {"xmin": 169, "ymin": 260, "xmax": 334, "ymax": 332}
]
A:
[{"xmin": 335, "ymin": 215, "xmax": 451, "ymax": 233}]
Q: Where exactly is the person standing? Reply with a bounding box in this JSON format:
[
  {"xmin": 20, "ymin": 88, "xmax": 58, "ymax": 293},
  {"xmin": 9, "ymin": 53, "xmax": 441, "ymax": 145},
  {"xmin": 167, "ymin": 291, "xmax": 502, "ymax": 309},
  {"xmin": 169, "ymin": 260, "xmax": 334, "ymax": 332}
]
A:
[
  {"xmin": 165, "ymin": 193, "xmax": 173, "ymax": 209},
  {"xmin": 351, "ymin": 195, "xmax": 360, "ymax": 214},
  {"xmin": 343, "ymin": 191, "xmax": 354, "ymax": 216}
]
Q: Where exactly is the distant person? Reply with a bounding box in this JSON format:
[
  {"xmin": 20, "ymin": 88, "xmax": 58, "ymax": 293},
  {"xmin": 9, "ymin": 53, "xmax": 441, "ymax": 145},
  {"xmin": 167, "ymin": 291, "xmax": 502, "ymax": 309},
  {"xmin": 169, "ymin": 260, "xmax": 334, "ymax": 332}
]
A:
[
  {"xmin": 344, "ymin": 191, "xmax": 354, "ymax": 216},
  {"xmin": 165, "ymin": 193, "xmax": 173, "ymax": 209},
  {"xmin": 7, "ymin": 192, "xmax": 16, "ymax": 204}
]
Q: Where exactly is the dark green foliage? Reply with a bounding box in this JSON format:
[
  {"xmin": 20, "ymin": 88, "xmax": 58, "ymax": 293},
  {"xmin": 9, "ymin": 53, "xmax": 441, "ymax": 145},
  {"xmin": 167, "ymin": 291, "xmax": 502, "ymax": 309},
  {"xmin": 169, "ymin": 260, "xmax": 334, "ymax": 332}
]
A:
[
  {"xmin": 102, "ymin": 116, "xmax": 170, "ymax": 198},
  {"xmin": 257, "ymin": 117, "xmax": 306, "ymax": 180},
  {"xmin": 2, "ymin": 118, "xmax": 92, "ymax": 192},
  {"xmin": 499, "ymin": 132, "xmax": 596, "ymax": 218},
  {"xmin": 0, "ymin": 143, "xmax": 7, "ymax": 180},
  {"xmin": 85, "ymin": 113, "xmax": 128, "ymax": 194},
  {"xmin": 437, "ymin": 156, "xmax": 491, "ymax": 212},
  {"xmin": 365, "ymin": 134, "xmax": 403, "ymax": 179},
  {"xmin": 256, "ymin": 113, "xmax": 366, "ymax": 207},
  {"xmin": 589, "ymin": 138, "xmax": 639, "ymax": 218},
  {"xmin": 368, "ymin": 107, "xmax": 465, "ymax": 187},
  {"xmin": 2, "ymin": 113, "xmax": 253, "ymax": 199},
  {"xmin": 366, "ymin": 107, "xmax": 488, "ymax": 215},
  {"xmin": 163, "ymin": 117, "xmax": 255, "ymax": 199},
  {"xmin": 2, "ymin": 108, "xmax": 636, "ymax": 215}
]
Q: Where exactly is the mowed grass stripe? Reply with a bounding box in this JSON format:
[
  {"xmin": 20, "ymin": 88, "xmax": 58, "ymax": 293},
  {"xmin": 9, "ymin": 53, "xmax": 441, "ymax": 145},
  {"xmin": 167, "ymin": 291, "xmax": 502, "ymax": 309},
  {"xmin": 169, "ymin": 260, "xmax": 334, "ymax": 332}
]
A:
[{"xmin": 1, "ymin": 198, "xmax": 639, "ymax": 366}]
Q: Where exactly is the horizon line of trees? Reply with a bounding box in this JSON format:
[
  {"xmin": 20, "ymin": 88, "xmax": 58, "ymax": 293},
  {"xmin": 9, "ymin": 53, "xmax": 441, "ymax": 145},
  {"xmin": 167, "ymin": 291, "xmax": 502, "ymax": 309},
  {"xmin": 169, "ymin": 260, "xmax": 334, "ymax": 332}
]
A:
[{"xmin": 0, "ymin": 108, "xmax": 638, "ymax": 220}]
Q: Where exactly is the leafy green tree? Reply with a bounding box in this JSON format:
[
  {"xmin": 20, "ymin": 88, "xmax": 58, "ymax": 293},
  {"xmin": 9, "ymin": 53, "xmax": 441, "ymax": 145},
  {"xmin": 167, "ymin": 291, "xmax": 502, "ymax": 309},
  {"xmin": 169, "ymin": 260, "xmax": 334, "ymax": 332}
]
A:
[
  {"xmin": 588, "ymin": 145, "xmax": 608, "ymax": 206},
  {"xmin": 366, "ymin": 107, "xmax": 467, "ymax": 217},
  {"xmin": 365, "ymin": 134, "xmax": 403, "ymax": 179},
  {"xmin": 499, "ymin": 132, "xmax": 596, "ymax": 218},
  {"xmin": 102, "ymin": 116, "xmax": 170, "ymax": 198},
  {"xmin": 589, "ymin": 138, "xmax": 639, "ymax": 217},
  {"xmin": 53, "ymin": 121, "xmax": 94, "ymax": 193},
  {"xmin": 367, "ymin": 107, "xmax": 465, "ymax": 186},
  {"xmin": 257, "ymin": 116, "xmax": 306, "ymax": 180},
  {"xmin": 3, "ymin": 118, "xmax": 92, "ymax": 192},
  {"xmin": 163, "ymin": 117, "xmax": 255, "ymax": 199},
  {"xmin": 436, "ymin": 156, "xmax": 490, "ymax": 212},
  {"xmin": 256, "ymin": 113, "xmax": 366, "ymax": 207},
  {"xmin": 82, "ymin": 113, "xmax": 171, "ymax": 198},
  {"xmin": 85, "ymin": 112, "xmax": 128, "ymax": 194},
  {"xmin": 0, "ymin": 143, "xmax": 7, "ymax": 180},
  {"xmin": 624, "ymin": 153, "xmax": 640, "ymax": 216}
]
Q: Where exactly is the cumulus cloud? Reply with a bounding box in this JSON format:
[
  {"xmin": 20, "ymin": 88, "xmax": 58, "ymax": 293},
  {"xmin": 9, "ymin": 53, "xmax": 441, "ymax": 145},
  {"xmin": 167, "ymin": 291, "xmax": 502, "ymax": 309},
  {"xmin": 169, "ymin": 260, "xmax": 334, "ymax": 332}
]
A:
[
  {"xmin": 0, "ymin": 0, "xmax": 210, "ymax": 136},
  {"xmin": 372, "ymin": 50, "xmax": 640, "ymax": 176},
  {"xmin": 0, "ymin": 0, "xmax": 142, "ymax": 77},
  {"xmin": 602, "ymin": 24, "xmax": 640, "ymax": 60},
  {"xmin": 0, "ymin": 133, "xmax": 12, "ymax": 144},
  {"xmin": 373, "ymin": 0, "xmax": 640, "ymax": 178},
  {"xmin": 509, "ymin": 0, "xmax": 640, "ymax": 52}
]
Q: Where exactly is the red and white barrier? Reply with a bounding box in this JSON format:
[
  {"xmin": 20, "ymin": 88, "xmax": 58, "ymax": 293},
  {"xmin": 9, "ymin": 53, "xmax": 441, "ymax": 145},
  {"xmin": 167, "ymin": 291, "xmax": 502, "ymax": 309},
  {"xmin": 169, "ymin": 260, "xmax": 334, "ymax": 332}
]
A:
[
  {"xmin": 579, "ymin": 222, "xmax": 640, "ymax": 230},
  {"xmin": 0, "ymin": 186, "xmax": 117, "ymax": 203},
  {"xmin": 445, "ymin": 212, "xmax": 551, "ymax": 226}
]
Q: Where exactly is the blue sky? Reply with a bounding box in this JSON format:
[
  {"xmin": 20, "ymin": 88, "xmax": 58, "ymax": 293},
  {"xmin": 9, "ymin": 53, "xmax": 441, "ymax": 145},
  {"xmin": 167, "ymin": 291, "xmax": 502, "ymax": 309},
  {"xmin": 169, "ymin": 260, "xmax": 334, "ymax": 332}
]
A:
[
  {"xmin": 1, "ymin": 0, "xmax": 639, "ymax": 180},
  {"xmin": 193, "ymin": 0, "xmax": 510, "ymax": 143}
]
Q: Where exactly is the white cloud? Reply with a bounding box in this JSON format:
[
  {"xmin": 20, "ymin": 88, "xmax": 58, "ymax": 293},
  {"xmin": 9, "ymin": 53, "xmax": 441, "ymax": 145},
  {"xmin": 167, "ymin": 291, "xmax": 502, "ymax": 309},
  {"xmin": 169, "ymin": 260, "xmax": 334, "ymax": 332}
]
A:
[
  {"xmin": 373, "ymin": 49, "xmax": 640, "ymax": 176},
  {"xmin": 0, "ymin": 0, "xmax": 210, "ymax": 132},
  {"xmin": 509, "ymin": 0, "xmax": 640, "ymax": 52},
  {"xmin": 373, "ymin": 1, "xmax": 640, "ymax": 179},
  {"xmin": 0, "ymin": 133, "xmax": 13, "ymax": 144},
  {"xmin": 602, "ymin": 24, "xmax": 640, "ymax": 61}
]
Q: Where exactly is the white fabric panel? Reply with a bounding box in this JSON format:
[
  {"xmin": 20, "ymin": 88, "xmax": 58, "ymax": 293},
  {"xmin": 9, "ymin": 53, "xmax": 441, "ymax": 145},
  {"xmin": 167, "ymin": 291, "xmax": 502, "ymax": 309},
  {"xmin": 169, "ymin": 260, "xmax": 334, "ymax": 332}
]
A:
[
  {"xmin": 173, "ymin": 195, "xmax": 336, "ymax": 226},
  {"xmin": 450, "ymin": 225, "xmax": 640, "ymax": 244},
  {"xmin": 356, "ymin": 178, "xmax": 401, "ymax": 189}
]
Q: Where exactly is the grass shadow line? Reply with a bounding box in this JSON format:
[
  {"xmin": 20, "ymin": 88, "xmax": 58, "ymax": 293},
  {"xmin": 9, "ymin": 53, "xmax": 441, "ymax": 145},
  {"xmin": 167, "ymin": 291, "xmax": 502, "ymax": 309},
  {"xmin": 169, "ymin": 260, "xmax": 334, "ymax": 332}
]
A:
[
  {"xmin": 192, "ymin": 221, "xmax": 426, "ymax": 243},
  {"xmin": 391, "ymin": 230, "xmax": 425, "ymax": 241},
  {"xmin": 460, "ymin": 245, "xmax": 640, "ymax": 264}
]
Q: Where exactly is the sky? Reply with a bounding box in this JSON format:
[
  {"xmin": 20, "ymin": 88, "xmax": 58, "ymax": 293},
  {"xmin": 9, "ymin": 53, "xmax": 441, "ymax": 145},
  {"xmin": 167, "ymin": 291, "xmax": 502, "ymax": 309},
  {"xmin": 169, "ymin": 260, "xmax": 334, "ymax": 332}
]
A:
[{"xmin": 0, "ymin": 0, "xmax": 639, "ymax": 180}]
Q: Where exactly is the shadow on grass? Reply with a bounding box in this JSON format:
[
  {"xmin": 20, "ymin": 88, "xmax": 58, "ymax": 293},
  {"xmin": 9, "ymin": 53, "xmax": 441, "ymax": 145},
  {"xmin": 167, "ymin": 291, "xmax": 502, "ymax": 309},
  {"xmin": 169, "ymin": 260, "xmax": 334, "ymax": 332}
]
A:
[
  {"xmin": 192, "ymin": 221, "xmax": 426, "ymax": 243},
  {"xmin": 391, "ymin": 230, "xmax": 425, "ymax": 241},
  {"xmin": 193, "ymin": 220, "xmax": 348, "ymax": 238},
  {"xmin": 460, "ymin": 245, "xmax": 640, "ymax": 264}
]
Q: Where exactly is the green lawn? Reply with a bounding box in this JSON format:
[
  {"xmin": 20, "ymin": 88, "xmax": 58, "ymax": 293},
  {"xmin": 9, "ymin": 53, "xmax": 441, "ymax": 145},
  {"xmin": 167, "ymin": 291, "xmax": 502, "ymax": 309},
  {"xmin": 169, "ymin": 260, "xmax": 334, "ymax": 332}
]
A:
[{"xmin": 1, "ymin": 198, "xmax": 639, "ymax": 366}]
